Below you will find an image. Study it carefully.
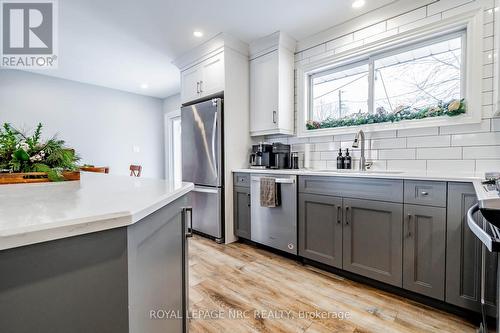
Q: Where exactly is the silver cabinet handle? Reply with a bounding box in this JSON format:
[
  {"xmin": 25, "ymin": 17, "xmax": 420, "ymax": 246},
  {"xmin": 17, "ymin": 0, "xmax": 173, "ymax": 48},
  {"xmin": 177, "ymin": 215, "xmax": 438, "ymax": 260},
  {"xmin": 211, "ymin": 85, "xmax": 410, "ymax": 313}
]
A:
[
  {"xmin": 337, "ymin": 206, "xmax": 341, "ymax": 224},
  {"xmin": 421, "ymin": 191, "xmax": 429, "ymax": 196},
  {"xmin": 272, "ymin": 110, "xmax": 277, "ymax": 124},
  {"xmin": 345, "ymin": 206, "xmax": 350, "ymax": 225},
  {"xmin": 183, "ymin": 207, "xmax": 193, "ymax": 238},
  {"xmin": 406, "ymin": 214, "xmax": 412, "ymax": 238},
  {"xmin": 196, "ymin": 81, "xmax": 200, "ymax": 94},
  {"xmin": 247, "ymin": 193, "xmax": 251, "ymax": 207},
  {"xmin": 250, "ymin": 177, "xmax": 295, "ymax": 184},
  {"xmin": 199, "ymin": 80, "xmax": 203, "ymax": 93}
]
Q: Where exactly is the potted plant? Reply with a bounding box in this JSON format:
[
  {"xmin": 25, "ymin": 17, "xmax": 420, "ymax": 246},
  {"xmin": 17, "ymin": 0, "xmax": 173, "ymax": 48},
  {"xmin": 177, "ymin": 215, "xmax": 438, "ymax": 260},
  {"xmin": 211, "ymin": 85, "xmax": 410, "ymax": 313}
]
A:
[{"xmin": 0, "ymin": 123, "xmax": 81, "ymax": 184}]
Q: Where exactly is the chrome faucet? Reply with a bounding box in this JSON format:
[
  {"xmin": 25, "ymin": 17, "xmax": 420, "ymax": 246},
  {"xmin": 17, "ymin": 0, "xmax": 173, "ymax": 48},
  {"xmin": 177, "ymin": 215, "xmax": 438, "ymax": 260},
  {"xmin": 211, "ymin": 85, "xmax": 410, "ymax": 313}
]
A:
[{"xmin": 352, "ymin": 130, "xmax": 367, "ymax": 171}]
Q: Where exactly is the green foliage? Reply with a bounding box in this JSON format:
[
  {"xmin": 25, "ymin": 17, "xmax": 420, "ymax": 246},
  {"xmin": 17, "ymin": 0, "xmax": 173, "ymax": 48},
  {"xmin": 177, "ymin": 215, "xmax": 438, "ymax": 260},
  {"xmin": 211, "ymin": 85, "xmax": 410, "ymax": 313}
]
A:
[
  {"xmin": 0, "ymin": 123, "xmax": 80, "ymax": 181},
  {"xmin": 306, "ymin": 99, "xmax": 467, "ymax": 130}
]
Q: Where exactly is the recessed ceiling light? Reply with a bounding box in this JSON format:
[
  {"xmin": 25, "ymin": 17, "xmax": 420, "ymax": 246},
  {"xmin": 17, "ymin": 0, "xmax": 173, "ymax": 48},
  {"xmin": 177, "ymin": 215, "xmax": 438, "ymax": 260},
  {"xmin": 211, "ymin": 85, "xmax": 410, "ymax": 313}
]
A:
[
  {"xmin": 193, "ymin": 30, "xmax": 204, "ymax": 38},
  {"xmin": 140, "ymin": 83, "xmax": 149, "ymax": 89},
  {"xmin": 352, "ymin": 0, "xmax": 365, "ymax": 9}
]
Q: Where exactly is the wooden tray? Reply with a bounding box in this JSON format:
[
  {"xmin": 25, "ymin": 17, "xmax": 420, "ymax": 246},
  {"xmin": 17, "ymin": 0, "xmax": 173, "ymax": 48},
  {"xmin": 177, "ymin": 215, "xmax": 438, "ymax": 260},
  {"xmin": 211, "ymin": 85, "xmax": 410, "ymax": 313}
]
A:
[{"xmin": 0, "ymin": 171, "xmax": 80, "ymax": 185}]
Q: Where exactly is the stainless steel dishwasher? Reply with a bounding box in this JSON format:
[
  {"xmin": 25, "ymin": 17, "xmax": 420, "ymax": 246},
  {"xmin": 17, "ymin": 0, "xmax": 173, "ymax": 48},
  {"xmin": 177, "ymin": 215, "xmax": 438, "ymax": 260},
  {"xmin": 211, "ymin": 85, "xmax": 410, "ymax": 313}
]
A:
[{"xmin": 250, "ymin": 174, "xmax": 297, "ymax": 254}]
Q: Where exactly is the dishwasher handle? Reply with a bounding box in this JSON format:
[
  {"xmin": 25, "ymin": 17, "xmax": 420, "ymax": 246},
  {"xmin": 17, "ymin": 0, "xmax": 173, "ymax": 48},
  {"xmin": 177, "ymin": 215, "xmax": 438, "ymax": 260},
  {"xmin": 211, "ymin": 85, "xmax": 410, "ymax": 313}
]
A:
[{"xmin": 251, "ymin": 177, "xmax": 295, "ymax": 184}]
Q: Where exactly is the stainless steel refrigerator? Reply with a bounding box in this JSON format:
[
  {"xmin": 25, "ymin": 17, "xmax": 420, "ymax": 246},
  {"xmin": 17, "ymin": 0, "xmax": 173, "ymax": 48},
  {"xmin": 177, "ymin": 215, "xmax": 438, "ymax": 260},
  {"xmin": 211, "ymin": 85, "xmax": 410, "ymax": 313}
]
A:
[{"xmin": 181, "ymin": 98, "xmax": 224, "ymax": 243}]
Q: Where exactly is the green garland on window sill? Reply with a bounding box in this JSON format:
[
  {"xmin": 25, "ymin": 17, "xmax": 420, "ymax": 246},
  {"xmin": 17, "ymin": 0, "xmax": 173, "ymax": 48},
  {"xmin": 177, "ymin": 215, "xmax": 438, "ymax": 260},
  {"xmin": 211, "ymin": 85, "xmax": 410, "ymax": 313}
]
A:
[{"xmin": 306, "ymin": 99, "xmax": 466, "ymax": 130}]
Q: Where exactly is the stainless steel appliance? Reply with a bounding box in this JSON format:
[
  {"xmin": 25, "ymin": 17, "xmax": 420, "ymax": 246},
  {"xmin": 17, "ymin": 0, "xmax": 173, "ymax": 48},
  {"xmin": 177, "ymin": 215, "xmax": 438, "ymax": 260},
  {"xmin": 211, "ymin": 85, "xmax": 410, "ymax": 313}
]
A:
[
  {"xmin": 468, "ymin": 176, "xmax": 500, "ymax": 332},
  {"xmin": 181, "ymin": 98, "xmax": 224, "ymax": 243},
  {"xmin": 249, "ymin": 142, "xmax": 291, "ymax": 169},
  {"xmin": 249, "ymin": 143, "xmax": 273, "ymax": 169},
  {"xmin": 250, "ymin": 174, "xmax": 297, "ymax": 254}
]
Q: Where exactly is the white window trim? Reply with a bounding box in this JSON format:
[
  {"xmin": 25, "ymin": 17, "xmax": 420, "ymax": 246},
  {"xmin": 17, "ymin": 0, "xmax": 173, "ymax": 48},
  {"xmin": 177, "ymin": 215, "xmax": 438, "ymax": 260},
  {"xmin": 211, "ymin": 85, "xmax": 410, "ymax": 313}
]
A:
[
  {"xmin": 164, "ymin": 110, "xmax": 181, "ymax": 182},
  {"xmin": 297, "ymin": 7, "xmax": 484, "ymax": 138}
]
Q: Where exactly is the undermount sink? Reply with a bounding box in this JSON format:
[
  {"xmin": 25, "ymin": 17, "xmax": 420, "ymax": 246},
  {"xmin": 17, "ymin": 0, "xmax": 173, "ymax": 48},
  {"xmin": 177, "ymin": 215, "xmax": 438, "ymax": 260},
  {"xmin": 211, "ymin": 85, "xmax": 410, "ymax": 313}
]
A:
[{"xmin": 312, "ymin": 169, "xmax": 404, "ymax": 175}]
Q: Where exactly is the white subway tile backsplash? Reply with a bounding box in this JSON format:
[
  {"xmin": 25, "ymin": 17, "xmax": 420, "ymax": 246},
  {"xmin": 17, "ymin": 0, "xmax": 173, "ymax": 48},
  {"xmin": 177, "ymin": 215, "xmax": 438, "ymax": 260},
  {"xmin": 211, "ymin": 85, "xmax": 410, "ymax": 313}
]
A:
[
  {"xmin": 398, "ymin": 14, "xmax": 442, "ymax": 33},
  {"xmin": 314, "ymin": 141, "xmax": 341, "ymax": 151},
  {"xmin": 334, "ymin": 40, "xmax": 364, "ymax": 54},
  {"xmin": 309, "ymin": 135, "xmax": 334, "ymax": 143},
  {"xmin": 302, "ymin": 44, "xmax": 326, "ymax": 59},
  {"xmin": 370, "ymin": 138, "xmax": 406, "ymax": 149},
  {"xmin": 398, "ymin": 127, "xmax": 439, "ymax": 137},
  {"xmin": 427, "ymin": 0, "xmax": 472, "ymax": 16},
  {"xmin": 365, "ymin": 130, "xmax": 398, "ymax": 139},
  {"xmin": 387, "ymin": 160, "xmax": 426, "ymax": 171},
  {"xmin": 427, "ymin": 160, "xmax": 475, "ymax": 173},
  {"xmin": 452, "ymin": 132, "xmax": 500, "ymax": 146},
  {"xmin": 463, "ymin": 146, "xmax": 500, "ymax": 159},
  {"xmin": 416, "ymin": 147, "xmax": 463, "ymax": 160},
  {"xmin": 386, "ymin": 7, "xmax": 426, "ymax": 30},
  {"xmin": 476, "ymin": 160, "xmax": 500, "ymax": 173},
  {"xmin": 364, "ymin": 29, "xmax": 398, "ymax": 45},
  {"xmin": 320, "ymin": 151, "xmax": 338, "ymax": 160},
  {"xmin": 483, "ymin": 36, "xmax": 494, "ymax": 51},
  {"xmin": 442, "ymin": 1, "xmax": 484, "ymax": 18},
  {"xmin": 439, "ymin": 120, "xmax": 491, "ymax": 135},
  {"xmin": 379, "ymin": 149, "xmax": 416, "ymax": 160},
  {"xmin": 353, "ymin": 22, "xmax": 386, "ymax": 41},
  {"xmin": 407, "ymin": 135, "xmax": 451, "ymax": 148},
  {"xmin": 326, "ymin": 34, "xmax": 354, "ymax": 51}
]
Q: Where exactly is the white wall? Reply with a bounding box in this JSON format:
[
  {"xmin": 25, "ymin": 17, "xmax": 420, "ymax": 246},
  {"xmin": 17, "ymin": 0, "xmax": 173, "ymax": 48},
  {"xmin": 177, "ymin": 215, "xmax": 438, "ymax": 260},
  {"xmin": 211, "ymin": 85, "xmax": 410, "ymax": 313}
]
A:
[
  {"xmin": 0, "ymin": 70, "xmax": 165, "ymax": 178},
  {"xmin": 266, "ymin": 0, "xmax": 500, "ymax": 174},
  {"xmin": 163, "ymin": 93, "xmax": 181, "ymax": 114}
]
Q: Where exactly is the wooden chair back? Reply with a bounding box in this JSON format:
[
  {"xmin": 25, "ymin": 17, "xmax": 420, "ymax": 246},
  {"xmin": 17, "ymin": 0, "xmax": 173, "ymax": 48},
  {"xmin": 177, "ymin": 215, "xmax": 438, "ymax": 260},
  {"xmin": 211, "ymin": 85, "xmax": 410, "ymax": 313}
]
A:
[{"xmin": 130, "ymin": 165, "xmax": 142, "ymax": 177}]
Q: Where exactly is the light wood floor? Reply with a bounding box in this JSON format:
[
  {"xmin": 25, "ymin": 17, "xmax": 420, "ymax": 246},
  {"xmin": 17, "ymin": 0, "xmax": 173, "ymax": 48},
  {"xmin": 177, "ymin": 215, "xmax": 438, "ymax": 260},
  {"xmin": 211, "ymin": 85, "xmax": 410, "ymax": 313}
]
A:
[{"xmin": 188, "ymin": 235, "xmax": 477, "ymax": 333}]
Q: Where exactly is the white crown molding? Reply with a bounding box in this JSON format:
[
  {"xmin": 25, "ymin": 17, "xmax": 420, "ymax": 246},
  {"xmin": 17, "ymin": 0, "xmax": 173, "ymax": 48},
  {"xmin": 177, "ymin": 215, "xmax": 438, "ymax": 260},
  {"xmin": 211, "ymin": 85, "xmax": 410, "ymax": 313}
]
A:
[
  {"xmin": 296, "ymin": 0, "xmax": 438, "ymax": 53},
  {"xmin": 173, "ymin": 32, "xmax": 249, "ymax": 71},
  {"xmin": 249, "ymin": 31, "xmax": 297, "ymax": 60}
]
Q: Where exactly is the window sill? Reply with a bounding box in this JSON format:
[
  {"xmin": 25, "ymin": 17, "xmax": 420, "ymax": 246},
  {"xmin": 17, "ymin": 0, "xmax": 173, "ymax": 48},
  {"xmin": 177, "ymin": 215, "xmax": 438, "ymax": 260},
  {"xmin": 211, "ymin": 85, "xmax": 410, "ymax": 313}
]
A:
[{"xmin": 297, "ymin": 113, "xmax": 480, "ymax": 138}]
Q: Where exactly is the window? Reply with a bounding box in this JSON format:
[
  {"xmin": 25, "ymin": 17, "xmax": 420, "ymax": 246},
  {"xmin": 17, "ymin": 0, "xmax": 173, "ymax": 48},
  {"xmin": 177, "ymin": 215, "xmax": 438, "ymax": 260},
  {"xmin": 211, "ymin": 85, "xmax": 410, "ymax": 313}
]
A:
[{"xmin": 304, "ymin": 31, "xmax": 470, "ymax": 132}]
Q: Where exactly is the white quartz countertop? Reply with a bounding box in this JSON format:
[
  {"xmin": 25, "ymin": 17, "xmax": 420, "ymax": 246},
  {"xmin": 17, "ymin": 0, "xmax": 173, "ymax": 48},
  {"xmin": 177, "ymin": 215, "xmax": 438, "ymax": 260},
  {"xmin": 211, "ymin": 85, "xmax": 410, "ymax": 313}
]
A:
[
  {"xmin": 233, "ymin": 168, "xmax": 483, "ymax": 182},
  {"xmin": 0, "ymin": 172, "xmax": 194, "ymax": 251}
]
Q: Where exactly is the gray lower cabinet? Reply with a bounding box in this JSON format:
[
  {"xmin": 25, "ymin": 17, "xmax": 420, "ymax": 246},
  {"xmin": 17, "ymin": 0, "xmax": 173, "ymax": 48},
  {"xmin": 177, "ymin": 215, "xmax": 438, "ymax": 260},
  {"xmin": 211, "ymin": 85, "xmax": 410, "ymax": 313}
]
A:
[
  {"xmin": 299, "ymin": 193, "xmax": 343, "ymax": 268},
  {"xmin": 446, "ymin": 183, "xmax": 497, "ymax": 315},
  {"xmin": 403, "ymin": 204, "xmax": 446, "ymax": 300},
  {"xmin": 234, "ymin": 186, "xmax": 251, "ymax": 239},
  {"xmin": 342, "ymin": 198, "xmax": 403, "ymax": 287}
]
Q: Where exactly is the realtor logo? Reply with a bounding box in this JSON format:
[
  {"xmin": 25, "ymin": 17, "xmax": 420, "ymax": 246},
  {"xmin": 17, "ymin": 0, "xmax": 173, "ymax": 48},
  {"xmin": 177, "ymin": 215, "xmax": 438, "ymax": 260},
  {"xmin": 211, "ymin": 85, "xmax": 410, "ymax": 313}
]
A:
[{"xmin": 1, "ymin": 0, "xmax": 58, "ymax": 68}]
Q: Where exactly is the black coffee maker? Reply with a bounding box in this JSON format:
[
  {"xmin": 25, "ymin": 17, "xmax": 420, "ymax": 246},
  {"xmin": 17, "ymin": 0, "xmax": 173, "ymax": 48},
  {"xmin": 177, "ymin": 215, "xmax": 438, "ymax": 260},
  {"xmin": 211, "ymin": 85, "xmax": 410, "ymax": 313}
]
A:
[
  {"xmin": 249, "ymin": 142, "xmax": 290, "ymax": 169},
  {"xmin": 271, "ymin": 143, "xmax": 291, "ymax": 169}
]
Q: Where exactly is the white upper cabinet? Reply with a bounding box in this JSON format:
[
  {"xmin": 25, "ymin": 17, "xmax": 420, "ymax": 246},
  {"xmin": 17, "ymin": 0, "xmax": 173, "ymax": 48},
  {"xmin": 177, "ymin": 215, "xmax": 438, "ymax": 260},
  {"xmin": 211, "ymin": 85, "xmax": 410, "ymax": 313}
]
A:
[
  {"xmin": 180, "ymin": 52, "xmax": 225, "ymax": 104},
  {"xmin": 249, "ymin": 31, "xmax": 296, "ymax": 137}
]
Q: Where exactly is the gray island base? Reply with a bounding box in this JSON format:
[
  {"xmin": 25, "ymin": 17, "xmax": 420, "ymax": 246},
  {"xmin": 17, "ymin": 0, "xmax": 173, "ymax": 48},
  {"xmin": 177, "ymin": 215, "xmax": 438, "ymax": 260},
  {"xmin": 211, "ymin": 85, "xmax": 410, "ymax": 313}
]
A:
[{"xmin": 0, "ymin": 193, "xmax": 190, "ymax": 333}]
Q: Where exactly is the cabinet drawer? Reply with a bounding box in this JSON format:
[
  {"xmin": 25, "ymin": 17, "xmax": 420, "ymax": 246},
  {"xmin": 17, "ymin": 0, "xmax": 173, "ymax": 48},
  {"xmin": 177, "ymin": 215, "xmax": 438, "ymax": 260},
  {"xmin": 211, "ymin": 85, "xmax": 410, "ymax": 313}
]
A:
[
  {"xmin": 233, "ymin": 173, "xmax": 250, "ymax": 187},
  {"xmin": 299, "ymin": 176, "xmax": 403, "ymax": 203},
  {"xmin": 404, "ymin": 180, "xmax": 447, "ymax": 207}
]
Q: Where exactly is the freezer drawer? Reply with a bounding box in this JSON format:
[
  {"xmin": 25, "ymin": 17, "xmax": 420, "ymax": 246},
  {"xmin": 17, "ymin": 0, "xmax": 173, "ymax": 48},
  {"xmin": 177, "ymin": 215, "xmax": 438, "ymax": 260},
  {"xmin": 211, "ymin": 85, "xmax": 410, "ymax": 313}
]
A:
[
  {"xmin": 250, "ymin": 175, "xmax": 297, "ymax": 254},
  {"xmin": 191, "ymin": 186, "xmax": 223, "ymax": 240}
]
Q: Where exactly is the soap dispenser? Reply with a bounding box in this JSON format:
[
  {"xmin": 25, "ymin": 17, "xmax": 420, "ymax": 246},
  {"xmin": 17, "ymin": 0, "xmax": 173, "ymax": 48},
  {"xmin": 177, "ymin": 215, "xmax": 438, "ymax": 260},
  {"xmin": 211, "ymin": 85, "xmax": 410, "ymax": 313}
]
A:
[
  {"xmin": 337, "ymin": 148, "xmax": 345, "ymax": 169},
  {"xmin": 344, "ymin": 148, "xmax": 352, "ymax": 169}
]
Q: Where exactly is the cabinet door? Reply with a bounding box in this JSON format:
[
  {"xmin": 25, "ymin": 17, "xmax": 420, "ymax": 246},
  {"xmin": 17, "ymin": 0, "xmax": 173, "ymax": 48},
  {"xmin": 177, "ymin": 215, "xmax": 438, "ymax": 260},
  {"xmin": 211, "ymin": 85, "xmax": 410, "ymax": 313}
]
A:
[
  {"xmin": 233, "ymin": 186, "xmax": 251, "ymax": 239},
  {"xmin": 403, "ymin": 204, "xmax": 446, "ymax": 300},
  {"xmin": 200, "ymin": 52, "xmax": 225, "ymax": 98},
  {"xmin": 250, "ymin": 51, "xmax": 279, "ymax": 134},
  {"xmin": 446, "ymin": 183, "xmax": 497, "ymax": 314},
  {"xmin": 181, "ymin": 65, "xmax": 202, "ymax": 103},
  {"xmin": 342, "ymin": 198, "xmax": 403, "ymax": 287},
  {"xmin": 299, "ymin": 193, "xmax": 343, "ymax": 268}
]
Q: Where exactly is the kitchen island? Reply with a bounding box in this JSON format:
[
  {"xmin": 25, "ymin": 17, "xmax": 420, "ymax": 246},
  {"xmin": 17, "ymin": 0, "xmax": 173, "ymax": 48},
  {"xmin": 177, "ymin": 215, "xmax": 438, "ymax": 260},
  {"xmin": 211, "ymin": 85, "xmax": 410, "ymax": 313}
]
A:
[{"xmin": 0, "ymin": 172, "xmax": 193, "ymax": 333}]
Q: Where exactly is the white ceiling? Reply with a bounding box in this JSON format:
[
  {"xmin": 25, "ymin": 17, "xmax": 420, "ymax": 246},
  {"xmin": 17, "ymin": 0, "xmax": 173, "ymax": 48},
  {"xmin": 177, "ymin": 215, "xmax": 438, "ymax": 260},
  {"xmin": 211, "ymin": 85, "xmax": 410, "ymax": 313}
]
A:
[{"xmin": 35, "ymin": 0, "xmax": 397, "ymax": 99}]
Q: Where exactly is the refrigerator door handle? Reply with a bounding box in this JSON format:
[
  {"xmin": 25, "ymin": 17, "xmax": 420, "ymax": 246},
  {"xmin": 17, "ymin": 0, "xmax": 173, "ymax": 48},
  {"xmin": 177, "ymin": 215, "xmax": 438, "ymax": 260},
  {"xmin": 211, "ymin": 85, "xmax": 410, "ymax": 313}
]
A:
[{"xmin": 211, "ymin": 111, "xmax": 218, "ymax": 178}]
